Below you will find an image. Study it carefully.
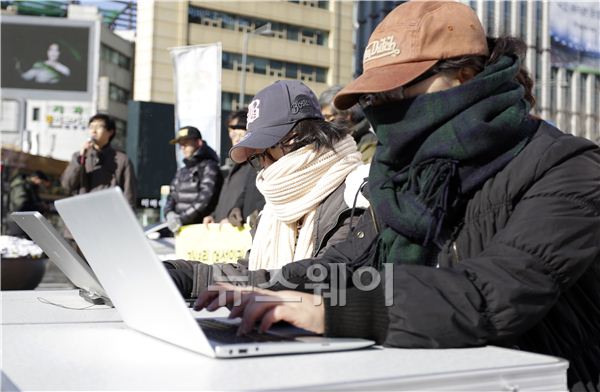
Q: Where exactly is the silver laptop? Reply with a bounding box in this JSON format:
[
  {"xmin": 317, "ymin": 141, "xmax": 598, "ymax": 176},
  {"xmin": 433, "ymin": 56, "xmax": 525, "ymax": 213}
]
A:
[
  {"xmin": 55, "ymin": 187, "xmax": 374, "ymax": 358},
  {"xmin": 10, "ymin": 211, "xmax": 111, "ymax": 306}
]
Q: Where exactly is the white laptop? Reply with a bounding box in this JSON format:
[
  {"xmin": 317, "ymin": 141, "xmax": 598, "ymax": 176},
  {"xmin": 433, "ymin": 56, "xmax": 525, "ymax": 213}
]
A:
[
  {"xmin": 54, "ymin": 187, "xmax": 374, "ymax": 358},
  {"xmin": 10, "ymin": 211, "xmax": 111, "ymax": 306}
]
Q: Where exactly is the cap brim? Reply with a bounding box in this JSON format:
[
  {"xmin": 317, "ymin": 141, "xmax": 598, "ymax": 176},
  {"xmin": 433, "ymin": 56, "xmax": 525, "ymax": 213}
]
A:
[
  {"xmin": 334, "ymin": 60, "xmax": 438, "ymax": 110},
  {"xmin": 229, "ymin": 122, "xmax": 295, "ymax": 163},
  {"xmin": 169, "ymin": 136, "xmax": 195, "ymax": 145}
]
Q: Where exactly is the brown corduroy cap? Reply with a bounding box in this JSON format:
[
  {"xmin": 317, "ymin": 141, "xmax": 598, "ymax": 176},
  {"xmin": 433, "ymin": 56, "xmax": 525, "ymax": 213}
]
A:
[{"xmin": 334, "ymin": 0, "xmax": 489, "ymax": 110}]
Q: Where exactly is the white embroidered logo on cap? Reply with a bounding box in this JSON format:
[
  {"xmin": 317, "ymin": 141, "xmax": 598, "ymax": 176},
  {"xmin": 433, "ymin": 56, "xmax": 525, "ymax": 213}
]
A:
[
  {"xmin": 247, "ymin": 99, "xmax": 260, "ymax": 124},
  {"xmin": 363, "ymin": 35, "xmax": 401, "ymax": 63}
]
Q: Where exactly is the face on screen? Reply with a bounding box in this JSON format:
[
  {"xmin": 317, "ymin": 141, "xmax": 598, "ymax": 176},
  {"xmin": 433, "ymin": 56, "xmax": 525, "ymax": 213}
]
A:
[{"xmin": 1, "ymin": 23, "xmax": 90, "ymax": 92}]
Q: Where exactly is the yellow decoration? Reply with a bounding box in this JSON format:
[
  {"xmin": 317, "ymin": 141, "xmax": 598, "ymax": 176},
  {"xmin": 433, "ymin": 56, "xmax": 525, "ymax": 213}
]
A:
[{"xmin": 175, "ymin": 223, "xmax": 252, "ymax": 264}]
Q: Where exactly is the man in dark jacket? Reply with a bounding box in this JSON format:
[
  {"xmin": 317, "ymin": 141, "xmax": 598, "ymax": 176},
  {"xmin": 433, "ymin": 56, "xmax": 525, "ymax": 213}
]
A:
[
  {"xmin": 61, "ymin": 114, "xmax": 137, "ymax": 207},
  {"xmin": 164, "ymin": 126, "xmax": 222, "ymax": 233},
  {"xmin": 195, "ymin": 2, "xmax": 600, "ymax": 390},
  {"xmin": 61, "ymin": 113, "xmax": 137, "ymax": 247},
  {"xmin": 203, "ymin": 109, "xmax": 264, "ymax": 227}
]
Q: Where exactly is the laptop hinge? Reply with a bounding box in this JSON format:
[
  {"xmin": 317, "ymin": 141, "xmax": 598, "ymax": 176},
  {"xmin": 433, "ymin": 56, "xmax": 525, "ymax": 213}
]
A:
[{"xmin": 79, "ymin": 289, "xmax": 113, "ymax": 307}]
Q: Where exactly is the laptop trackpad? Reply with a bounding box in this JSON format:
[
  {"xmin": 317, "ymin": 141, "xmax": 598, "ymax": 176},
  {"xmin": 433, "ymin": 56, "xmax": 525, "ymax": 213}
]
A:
[
  {"xmin": 198, "ymin": 317, "xmax": 318, "ymax": 338},
  {"xmin": 266, "ymin": 322, "xmax": 318, "ymax": 338}
]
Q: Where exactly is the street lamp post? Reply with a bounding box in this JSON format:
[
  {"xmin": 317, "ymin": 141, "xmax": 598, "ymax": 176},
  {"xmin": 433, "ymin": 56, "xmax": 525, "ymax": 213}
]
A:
[{"xmin": 239, "ymin": 23, "xmax": 273, "ymax": 108}]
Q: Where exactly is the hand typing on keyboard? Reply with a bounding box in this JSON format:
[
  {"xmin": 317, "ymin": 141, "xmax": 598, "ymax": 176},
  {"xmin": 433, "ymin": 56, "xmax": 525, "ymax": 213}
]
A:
[{"xmin": 194, "ymin": 283, "xmax": 325, "ymax": 336}]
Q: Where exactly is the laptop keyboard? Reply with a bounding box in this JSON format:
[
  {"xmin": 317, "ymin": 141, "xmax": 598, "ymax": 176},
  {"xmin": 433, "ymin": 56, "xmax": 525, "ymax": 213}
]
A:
[{"xmin": 198, "ymin": 319, "xmax": 295, "ymax": 344}]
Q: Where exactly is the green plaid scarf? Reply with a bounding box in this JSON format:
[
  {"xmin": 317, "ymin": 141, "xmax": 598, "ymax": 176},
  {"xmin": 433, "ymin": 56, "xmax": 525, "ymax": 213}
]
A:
[{"xmin": 365, "ymin": 55, "xmax": 537, "ymax": 267}]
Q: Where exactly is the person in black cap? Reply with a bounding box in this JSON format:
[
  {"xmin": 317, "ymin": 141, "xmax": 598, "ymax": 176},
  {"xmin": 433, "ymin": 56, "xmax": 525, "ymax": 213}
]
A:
[
  {"xmin": 164, "ymin": 80, "xmax": 368, "ymax": 298},
  {"xmin": 230, "ymin": 80, "xmax": 366, "ymax": 271},
  {"xmin": 163, "ymin": 126, "xmax": 222, "ymax": 233}
]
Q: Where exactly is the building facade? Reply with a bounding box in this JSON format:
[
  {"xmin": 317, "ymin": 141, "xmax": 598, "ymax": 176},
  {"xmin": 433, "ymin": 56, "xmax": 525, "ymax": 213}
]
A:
[
  {"xmin": 97, "ymin": 23, "xmax": 134, "ymax": 148},
  {"xmin": 134, "ymin": 0, "xmax": 354, "ymax": 110}
]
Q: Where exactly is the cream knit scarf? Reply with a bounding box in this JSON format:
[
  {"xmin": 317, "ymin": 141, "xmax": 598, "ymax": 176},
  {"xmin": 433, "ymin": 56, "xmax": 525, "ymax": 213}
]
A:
[{"xmin": 249, "ymin": 135, "xmax": 362, "ymax": 271}]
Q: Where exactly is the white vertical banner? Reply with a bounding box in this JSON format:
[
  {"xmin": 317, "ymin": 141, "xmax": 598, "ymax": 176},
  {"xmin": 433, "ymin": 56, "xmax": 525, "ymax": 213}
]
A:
[{"xmin": 170, "ymin": 43, "xmax": 222, "ymax": 162}]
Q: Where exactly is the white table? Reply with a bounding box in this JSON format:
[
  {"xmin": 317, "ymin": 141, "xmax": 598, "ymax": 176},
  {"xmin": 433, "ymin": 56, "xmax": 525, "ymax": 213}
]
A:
[
  {"xmin": 1, "ymin": 289, "xmax": 228, "ymax": 325},
  {"xmin": 1, "ymin": 289, "xmax": 119, "ymax": 325},
  {"xmin": 1, "ymin": 321, "xmax": 568, "ymax": 391},
  {"xmin": 1, "ymin": 290, "xmax": 569, "ymax": 391}
]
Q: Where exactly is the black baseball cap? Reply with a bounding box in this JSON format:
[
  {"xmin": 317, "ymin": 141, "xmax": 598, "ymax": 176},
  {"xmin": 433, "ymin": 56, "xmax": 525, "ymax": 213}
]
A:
[
  {"xmin": 229, "ymin": 80, "xmax": 323, "ymax": 163},
  {"xmin": 169, "ymin": 126, "xmax": 202, "ymax": 144}
]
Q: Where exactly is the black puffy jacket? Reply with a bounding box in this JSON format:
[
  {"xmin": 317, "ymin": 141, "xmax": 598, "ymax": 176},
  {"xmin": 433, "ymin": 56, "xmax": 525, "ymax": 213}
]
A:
[
  {"xmin": 164, "ymin": 143, "xmax": 222, "ymax": 225},
  {"xmin": 321, "ymin": 122, "xmax": 600, "ymax": 391}
]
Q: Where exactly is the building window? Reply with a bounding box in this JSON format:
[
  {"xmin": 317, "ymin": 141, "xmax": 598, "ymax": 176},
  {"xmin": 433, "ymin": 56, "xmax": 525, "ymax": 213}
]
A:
[
  {"xmin": 535, "ymin": 53, "xmax": 543, "ymax": 106},
  {"xmin": 485, "ymin": 4, "xmax": 494, "ymax": 35},
  {"xmin": 222, "ymin": 51, "xmax": 327, "ymax": 83},
  {"xmin": 109, "ymin": 83, "xmax": 130, "ymax": 104},
  {"xmin": 285, "ymin": 63, "xmax": 298, "ymax": 79},
  {"xmin": 188, "ymin": 6, "xmax": 329, "ymax": 46},
  {"xmin": 288, "ymin": 0, "xmax": 328, "ymax": 9},
  {"xmin": 550, "ymin": 67, "xmax": 558, "ymax": 122},
  {"xmin": 316, "ymin": 68, "xmax": 326, "ymax": 83},
  {"xmin": 101, "ymin": 44, "xmax": 131, "ymax": 70},
  {"xmin": 565, "ymin": 70, "xmax": 573, "ymax": 132},
  {"xmin": 519, "ymin": 1, "xmax": 528, "ymax": 42},
  {"xmin": 112, "ymin": 119, "xmax": 127, "ymax": 150},
  {"xmin": 580, "ymin": 73, "xmax": 587, "ymax": 119},
  {"xmin": 222, "ymin": 92, "xmax": 254, "ymax": 111},
  {"xmin": 596, "ymin": 77, "xmax": 600, "ymax": 142},
  {"xmin": 254, "ymin": 58, "xmax": 268, "ymax": 75},
  {"xmin": 535, "ymin": 2, "xmax": 543, "ymax": 53},
  {"xmin": 503, "ymin": 1, "xmax": 511, "ymax": 36}
]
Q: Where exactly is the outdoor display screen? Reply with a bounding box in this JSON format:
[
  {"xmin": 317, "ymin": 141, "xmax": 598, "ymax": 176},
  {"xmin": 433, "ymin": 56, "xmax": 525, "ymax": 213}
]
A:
[{"xmin": 1, "ymin": 23, "xmax": 90, "ymax": 92}]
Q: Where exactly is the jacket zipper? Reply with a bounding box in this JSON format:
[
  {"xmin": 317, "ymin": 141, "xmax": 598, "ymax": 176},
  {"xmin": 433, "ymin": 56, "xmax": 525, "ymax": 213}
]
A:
[
  {"xmin": 451, "ymin": 241, "xmax": 460, "ymax": 264},
  {"xmin": 369, "ymin": 206, "xmax": 380, "ymax": 234}
]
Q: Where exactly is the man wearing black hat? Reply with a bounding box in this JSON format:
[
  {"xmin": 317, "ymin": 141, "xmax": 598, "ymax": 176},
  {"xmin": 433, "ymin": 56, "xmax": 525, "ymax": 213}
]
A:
[{"xmin": 164, "ymin": 126, "xmax": 222, "ymax": 233}]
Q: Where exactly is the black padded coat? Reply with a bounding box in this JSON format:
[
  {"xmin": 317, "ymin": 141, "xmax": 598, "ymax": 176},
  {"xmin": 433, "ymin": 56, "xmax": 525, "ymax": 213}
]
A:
[
  {"xmin": 320, "ymin": 122, "xmax": 600, "ymax": 391},
  {"xmin": 164, "ymin": 143, "xmax": 222, "ymax": 225}
]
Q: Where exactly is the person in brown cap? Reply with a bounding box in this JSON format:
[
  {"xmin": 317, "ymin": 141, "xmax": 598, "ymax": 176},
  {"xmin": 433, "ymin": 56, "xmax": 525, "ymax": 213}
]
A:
[
  {"xmin": 194, "ymin": 2, "xmax": 600, "ymax": 390},
  {"xmin": 163, "ymin": 126, "xmax": 222, "ymax": 232}
]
